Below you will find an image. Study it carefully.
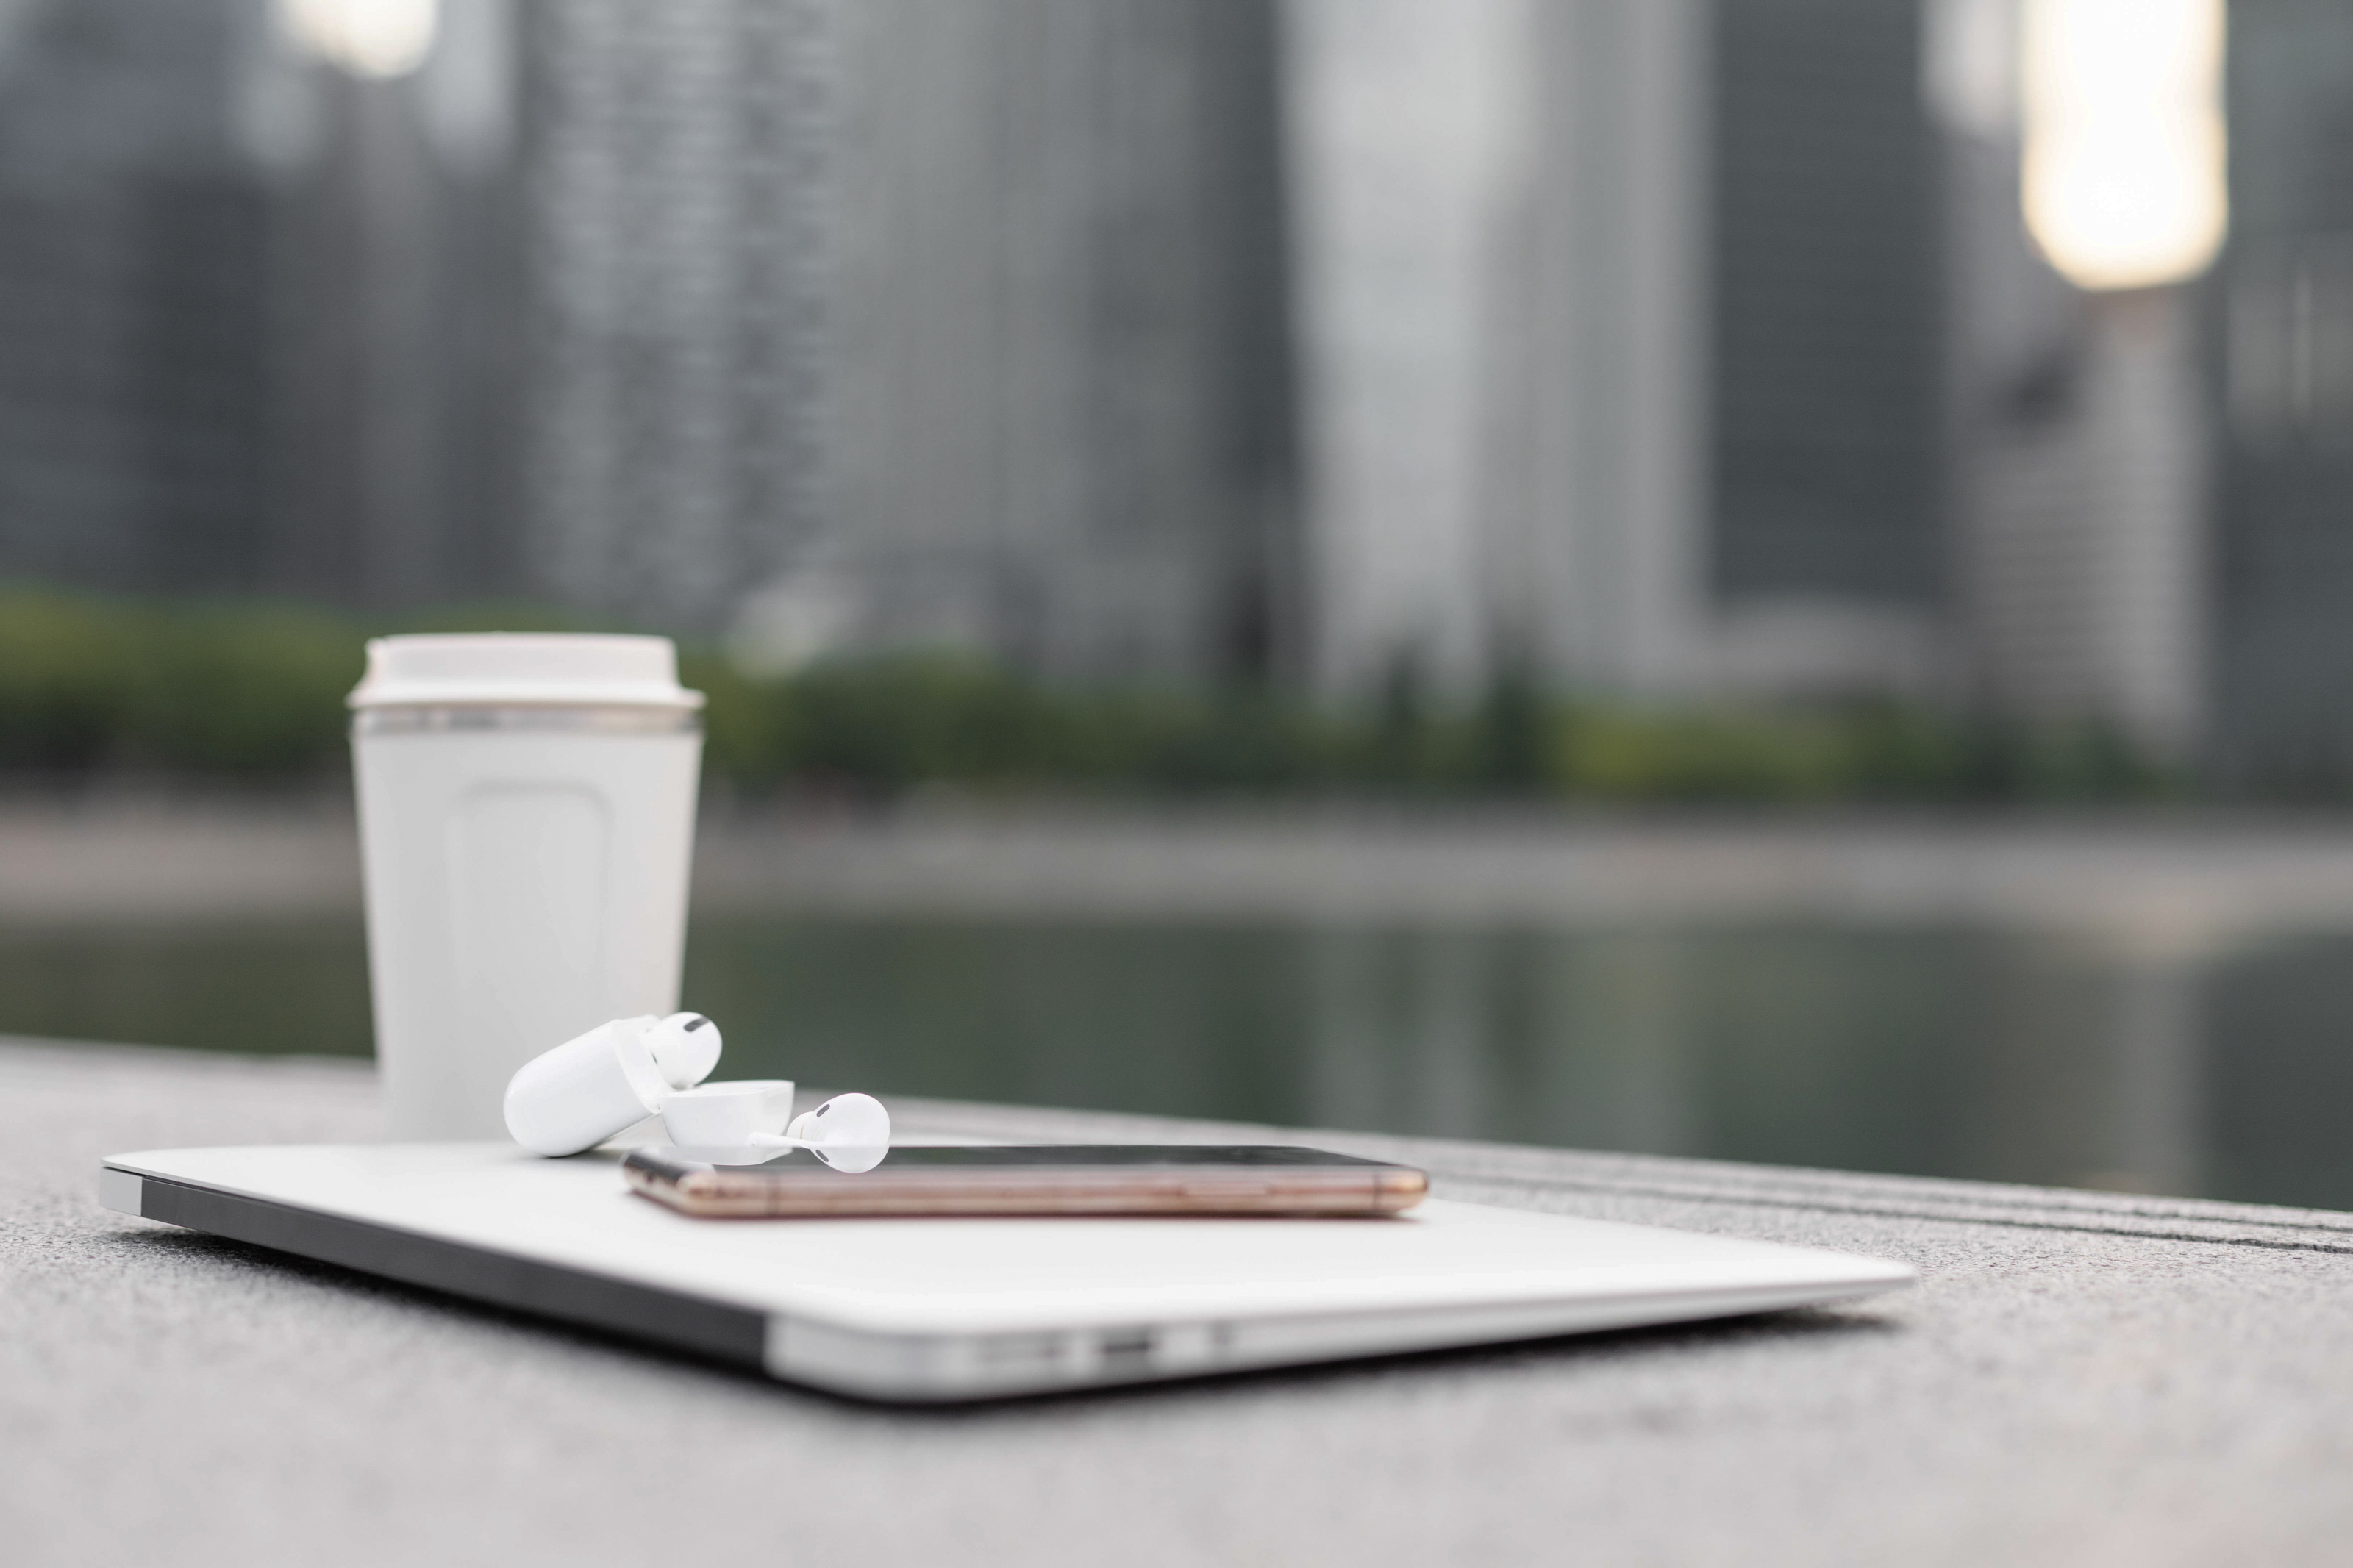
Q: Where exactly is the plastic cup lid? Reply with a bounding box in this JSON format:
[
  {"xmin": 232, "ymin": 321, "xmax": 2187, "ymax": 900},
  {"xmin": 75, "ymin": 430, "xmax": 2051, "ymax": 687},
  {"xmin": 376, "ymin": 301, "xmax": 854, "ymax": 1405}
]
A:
[{"xmin": 346, "ymin": 634, "xmax": 707, "ymax": 710}]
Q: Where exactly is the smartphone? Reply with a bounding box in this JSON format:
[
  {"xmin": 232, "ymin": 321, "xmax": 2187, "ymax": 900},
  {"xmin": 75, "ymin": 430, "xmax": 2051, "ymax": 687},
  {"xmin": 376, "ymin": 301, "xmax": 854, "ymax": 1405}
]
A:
[{"xmin": 621, "ymin": 1144, "xmax": 1429, "ymax": 1218}]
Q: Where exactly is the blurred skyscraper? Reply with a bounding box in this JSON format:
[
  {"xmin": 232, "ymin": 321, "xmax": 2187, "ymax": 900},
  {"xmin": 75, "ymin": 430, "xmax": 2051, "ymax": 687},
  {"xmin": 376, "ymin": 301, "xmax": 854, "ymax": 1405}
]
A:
[
  {"xmin": 1710, "ymin": 0, "xmax": 1947, "ymax": 693},
  {"xmin": 517, "ymin": 0, "xmax": 829, "ymax": 629},
  {"xmin": 0, "ymin": 0, "xmax": 523, "ymax": 608},
  {"xmin": 0, "ymin": 0, "xmax": 278, "ymax": 594},
  {"xmin": 1934, "ymin": 0, "xmax": 2209, "ymax": 759},
  {"xmin": 1293, "ymin": 0, "xmax": 2216, "ymax": 768},
  {"xmin": 256, "ymin": 0, "xmax": 827, "ymax": 626},
  {"xmin": 2211, "ymin": 0, "xmax": 2353, "ymax": 787},
  {"xmin": 1290, "ymin": 0, "xmax": 1946, "ymax": 702},
  {"xmin": 0, "ymin": 0, "xmax": 2304, "ymax": 784},
  {"xmin": 1288, "ymin": 0, "xmax": 1713, "ymax": 699},
  {"xmin": 529, "ymin": 0, "xmax": 1296, "ymax": 670},
  {"xmin": 773, "ymin": 0, "xmax": 1296, "ymax": 683},
  {"xmin": 0, "ymin": 0, "xmax": 1291, "ymax": 671},
  {"xmin": 271, "ymin": 0, "xmax": 525, "ymax": 609}
]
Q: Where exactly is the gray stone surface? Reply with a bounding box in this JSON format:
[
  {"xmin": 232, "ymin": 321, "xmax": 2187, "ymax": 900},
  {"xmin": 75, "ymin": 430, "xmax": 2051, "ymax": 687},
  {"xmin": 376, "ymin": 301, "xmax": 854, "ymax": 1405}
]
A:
[{"xmin": 6, "ymin": 1036, "xmax": 2352, "ymax": 1566}]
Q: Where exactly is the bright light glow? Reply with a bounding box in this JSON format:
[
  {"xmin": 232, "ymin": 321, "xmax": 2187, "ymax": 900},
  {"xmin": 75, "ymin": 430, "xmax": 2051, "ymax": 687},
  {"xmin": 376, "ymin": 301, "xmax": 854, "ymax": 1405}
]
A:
[
  {"xmin": 2022, "ymin": 0, "xmax": 2227, "ymax": 291},
  {"xmin": 279, "ymin": 0, "xmax": 440, "ymax": 80}
]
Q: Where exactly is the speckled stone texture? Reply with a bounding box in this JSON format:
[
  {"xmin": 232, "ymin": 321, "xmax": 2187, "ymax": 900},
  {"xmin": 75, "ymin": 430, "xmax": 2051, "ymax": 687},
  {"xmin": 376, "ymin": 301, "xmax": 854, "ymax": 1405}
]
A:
[{"xmin": 6, "ymin": 1036, "xmax": 2351, "ymax": 1567}]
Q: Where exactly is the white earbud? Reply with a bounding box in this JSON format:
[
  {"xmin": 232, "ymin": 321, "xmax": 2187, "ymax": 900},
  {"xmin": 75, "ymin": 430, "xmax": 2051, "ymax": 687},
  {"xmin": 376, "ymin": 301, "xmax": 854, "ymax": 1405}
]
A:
[
  {"xmin": 785, "ymin": 1092, "xmax": 892, "ymax": 1173},
  {"xmin": 502, "ymin": 1012, "xmax": 721, "ymax": 1156},
  {"xmin": 641, "ymin": 1010, "xmax": 724, "ymax": 1086},
  {"xmin": 503, "ymin": 1012, "xmax": 892, "ymax": 1170}
]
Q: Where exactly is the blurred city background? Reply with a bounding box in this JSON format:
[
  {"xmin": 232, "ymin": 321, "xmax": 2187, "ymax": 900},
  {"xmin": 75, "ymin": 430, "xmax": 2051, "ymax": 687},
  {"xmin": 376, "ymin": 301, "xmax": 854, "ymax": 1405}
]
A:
[{"xmin": 8, "ymin": 0, "xmax": 2353, "ymax": 1206}]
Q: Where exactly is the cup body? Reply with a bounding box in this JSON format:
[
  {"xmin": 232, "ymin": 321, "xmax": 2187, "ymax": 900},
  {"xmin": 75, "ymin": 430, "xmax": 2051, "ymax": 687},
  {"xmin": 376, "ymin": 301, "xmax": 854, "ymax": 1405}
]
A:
[{"xmin": 349, "ymin": 637, "xmax": 704, "ymax": 1139}]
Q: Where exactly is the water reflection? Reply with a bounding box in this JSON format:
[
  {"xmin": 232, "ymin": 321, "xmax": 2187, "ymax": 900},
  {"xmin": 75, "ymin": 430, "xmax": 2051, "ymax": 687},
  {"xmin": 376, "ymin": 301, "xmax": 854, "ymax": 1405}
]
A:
[
  {"xmin": 696, "ymin": 920, "xmax": 2211, "ymax": 1198},
  {"xmin": 4, "ymin": 914, "xmax": 2349, "ymax": 1211}
]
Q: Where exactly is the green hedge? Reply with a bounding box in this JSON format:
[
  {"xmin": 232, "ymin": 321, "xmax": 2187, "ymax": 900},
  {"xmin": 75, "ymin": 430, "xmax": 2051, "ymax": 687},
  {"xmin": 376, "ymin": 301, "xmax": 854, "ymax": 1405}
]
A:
[
  {"xmin": 0, "ymin": 590, "xmax": 361, "ymax": 774},
  {"xmin": 0, "ymin": 585, "xmax": 2173, "ymax": 802}
]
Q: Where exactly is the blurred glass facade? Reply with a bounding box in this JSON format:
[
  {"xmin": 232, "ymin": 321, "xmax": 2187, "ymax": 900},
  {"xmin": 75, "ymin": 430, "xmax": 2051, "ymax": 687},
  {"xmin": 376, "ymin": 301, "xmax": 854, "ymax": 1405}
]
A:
[
  {"xmin": 7, "ymin": 0, "xmax": 2340, "ymax": 783},
  {"xmin": 2213, "ymin": 0, "xmax": 2353, "ymax": 784},
  {"xmin": 1712, "ymin": 0, "xmax": 1943, "ymax": 612}
]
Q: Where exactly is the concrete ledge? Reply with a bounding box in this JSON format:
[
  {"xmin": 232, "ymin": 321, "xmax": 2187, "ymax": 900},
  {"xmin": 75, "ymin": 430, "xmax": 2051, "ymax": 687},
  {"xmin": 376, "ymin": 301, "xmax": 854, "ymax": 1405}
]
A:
[
  {"xmin": 4, "ymin": 1036, "xmax": 2349, "ymax": 1564},
  {"xmin": 13, "ymin": 799, "xmax": 2353, "ymax": 945}
]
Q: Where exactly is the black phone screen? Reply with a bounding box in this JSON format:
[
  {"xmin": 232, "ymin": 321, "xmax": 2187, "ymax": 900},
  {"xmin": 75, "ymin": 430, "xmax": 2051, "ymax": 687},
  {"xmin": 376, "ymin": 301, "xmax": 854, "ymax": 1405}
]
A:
[{"xmin": 624, "ymin": 1144, "xmax": 1407, "ymax": 1180}]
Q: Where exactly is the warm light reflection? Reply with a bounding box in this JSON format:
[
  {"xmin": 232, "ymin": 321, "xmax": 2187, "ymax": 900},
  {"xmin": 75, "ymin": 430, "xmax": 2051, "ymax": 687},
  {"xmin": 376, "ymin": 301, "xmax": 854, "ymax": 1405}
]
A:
[
  {"xmin": 279, "ymin": 0, "xmax": 440, "ymax": 80},
  {"xmin": 2022, "ymin": 0, "xmax": 2227, "ymax": 291}
]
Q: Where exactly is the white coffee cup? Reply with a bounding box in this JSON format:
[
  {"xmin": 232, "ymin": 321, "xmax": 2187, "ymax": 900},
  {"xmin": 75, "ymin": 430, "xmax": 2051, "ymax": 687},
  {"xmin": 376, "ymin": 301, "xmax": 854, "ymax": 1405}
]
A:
[{"xmin": 349, "ymin": 634, "xmax": 705, "ymax": 1138}]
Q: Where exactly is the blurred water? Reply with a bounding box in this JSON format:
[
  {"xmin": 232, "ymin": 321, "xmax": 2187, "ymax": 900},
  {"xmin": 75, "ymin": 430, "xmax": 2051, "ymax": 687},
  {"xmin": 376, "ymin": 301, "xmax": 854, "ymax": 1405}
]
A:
[{"xmin": 4, "ymin": 914, "xmax": 2347, "ymax": 1211}]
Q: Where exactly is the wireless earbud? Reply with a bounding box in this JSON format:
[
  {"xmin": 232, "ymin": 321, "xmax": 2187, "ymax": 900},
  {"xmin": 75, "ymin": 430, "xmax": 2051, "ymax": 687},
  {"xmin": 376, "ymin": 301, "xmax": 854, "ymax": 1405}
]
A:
[
  {"xmin": 503, "ymin": 1012, "xmax": 891, "ymax": 1170},
  {"xmin": 786, "ymin": 1092, "xmax": 892, "ymax": 1172},
  {"xmin": 643, "ymin": 1010, "xmax": 724, "ymax": 1084},
  {"xmin": 504, "ymin": 1012, "xmax": 722, "ymax": 1156}
]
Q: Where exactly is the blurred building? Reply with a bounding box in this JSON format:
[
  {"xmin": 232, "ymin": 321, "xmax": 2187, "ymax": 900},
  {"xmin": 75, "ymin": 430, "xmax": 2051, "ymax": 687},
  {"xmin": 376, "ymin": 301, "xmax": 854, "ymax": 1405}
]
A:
[
  {"xmin": 772, "ymin": 0, "xmax": 1296, "ymax": 684},
  {"xmin": 524, "ymin": 0, "xmax": 1299, "ymax": 669},
  {"xmin": 1290, "ymin": 0, "xmax": 1947, "ymax": 703},
  {"xmin": 0, "ymin": 0, "xmax": 1293, "ymax": 672},
  {"xmin": 276, "ymin": 0, "xmax": 833, "ymax": 631},
  {"xmin": 0, "ymin": 0, "xmax": 2274, "ymax": 775},
  {"xmin": 0, "ymin": 0, "xmax": 278, "ymax": 595},
  {"xmin": 517, "ymin": 0, "xmax": 829, "ymax": 631},
  {"xmin": 1934, "ymin": 0, "xmax": 2208, "ymax": 759},
  {"xmin": 2210, "ymin": 0, "xmax": 2353, "ymax": 787},
  {"xmin": 268, "ymin": 0, "xmax": 526, "ymax": 610},
  {"xmin": 1293, "ymin": 0, "xmax": 2215, "ymax": 770},
  {"xmin": 1707, "ymin": 0, "xmax": 1949, "ymax": 697},
  {"xmin": 241, "ymin": 0, "xmax": 826, "ymax": 629},
  {"xmin": 0, "ymin": 0, "xmax": 525, "ymax": 609},
  {"xmin": 1288, "ymin": 0, "xmax": 1698, "ymax": 698},
  {"xmin": 0, "ymin": 0, "xmax": 816, "ymax": 629}
]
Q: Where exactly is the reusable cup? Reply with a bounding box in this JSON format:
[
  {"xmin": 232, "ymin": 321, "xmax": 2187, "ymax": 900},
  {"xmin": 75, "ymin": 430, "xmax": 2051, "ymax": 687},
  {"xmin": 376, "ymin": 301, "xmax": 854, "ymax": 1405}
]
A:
[{"xmin": 349, "ymin": 634, "xmax": 705, "ymax": 1139}]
